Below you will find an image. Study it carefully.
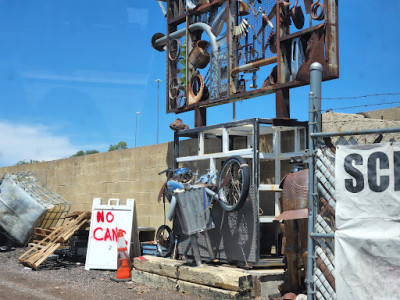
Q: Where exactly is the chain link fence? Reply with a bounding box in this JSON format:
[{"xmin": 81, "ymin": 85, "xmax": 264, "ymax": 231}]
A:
[{"xmin": 309, "ymin": 127, "xmax": 400, "ymax": 299}]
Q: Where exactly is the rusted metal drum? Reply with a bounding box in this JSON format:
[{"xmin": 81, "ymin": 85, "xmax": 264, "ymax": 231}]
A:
[{"xmin": 281, "ymin": 169, "xmax": 309, "ymax": 211}]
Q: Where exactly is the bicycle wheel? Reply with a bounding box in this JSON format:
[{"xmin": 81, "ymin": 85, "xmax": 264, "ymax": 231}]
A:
[
  {"xmin": 156, "ymin": 225, "xmax": 174, "ymax": 257},
  {"xmin": 217, "ymin": 155, "xmax": 250, "ymax": 211}
]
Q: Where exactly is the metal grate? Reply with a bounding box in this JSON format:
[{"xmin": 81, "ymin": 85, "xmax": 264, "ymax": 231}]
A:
[
  {"xmin": 11, "ymin": 171, "xmax": 71, "ymax": 228},
  {"xmin": 238, "ymin": 0, "xmax": 276, "ymax": 65}
]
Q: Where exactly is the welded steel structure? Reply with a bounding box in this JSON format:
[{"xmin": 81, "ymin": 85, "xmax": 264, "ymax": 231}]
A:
[{"xmin": 152, "ymin": 0, "xmax": 338, "ymax": 122}]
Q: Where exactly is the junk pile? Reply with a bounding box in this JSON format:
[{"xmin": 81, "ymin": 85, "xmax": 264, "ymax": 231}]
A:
[
  {"xmin": 0, "ymin": 172, "xmax": 71, "ymax": 248},
  {"xmin": 19, "ymin": 211, "xmax": 91, "ymax": 269}
]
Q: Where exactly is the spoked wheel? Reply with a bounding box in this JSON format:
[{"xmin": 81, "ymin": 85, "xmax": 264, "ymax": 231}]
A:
[
  {"xmin": 156, "ymin": 225, "xmax": 174, "ymax": 257},
  {"xmin": 217, "ymin": 155, "xmax": 250, "ymax": 212},
  {"xmin": 169, "ymin": 77, "xmax": 181, "ymax": 100}
]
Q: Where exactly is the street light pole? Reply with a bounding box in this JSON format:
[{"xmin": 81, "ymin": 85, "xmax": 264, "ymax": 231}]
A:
[
  {"xmin": 155, "ymin": 79, "xmax": 162, "ymax": 144},
  {"xmin": 135, "ymin": 111, "xmax": 141, "ymax": 147}
]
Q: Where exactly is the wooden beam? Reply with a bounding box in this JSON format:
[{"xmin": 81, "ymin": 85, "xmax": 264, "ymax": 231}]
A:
[
  {"xmin": 134, "ymin": 256, "xmax": 253, "ymax": 292},
  {"xmin": 133, "ymin": 270, "xmax": 248, "ymax": 299}
]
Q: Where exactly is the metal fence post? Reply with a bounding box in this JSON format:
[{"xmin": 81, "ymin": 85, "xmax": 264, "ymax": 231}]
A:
[{"xmin": 307, "ymin": 62, "xmax": 322, "ymax": 300}]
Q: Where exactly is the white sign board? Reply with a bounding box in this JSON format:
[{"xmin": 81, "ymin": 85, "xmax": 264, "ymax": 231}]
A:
[
  {"xmin": 85, "ymin": 198, "xmax": 135, "ymax": 270},
  {"xmin": 335, "ymin": 143, "xmax": 400, "ymax": 299}
]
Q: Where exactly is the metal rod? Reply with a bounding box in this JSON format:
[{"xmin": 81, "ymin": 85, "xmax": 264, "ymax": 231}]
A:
[
  {"xmin": 135, "ymin": 111, "xmax": 141, "ymax": 147},
  {"xmin": 230, "ymin": 56, "xmax": 277, "ymax": 75},
  {"xmin": 312, "ymin": 126, "xmax": 400, "ymax": 138},
  {"xmin": 155, "ymin": 79, "xmax": 162, "ymax": 144},
  {"xmin": 311, "ymin": 233, "xmax": 335, "ymax": 239}
]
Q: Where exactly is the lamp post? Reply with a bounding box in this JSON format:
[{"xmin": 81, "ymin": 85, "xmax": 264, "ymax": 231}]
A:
[
  {"xmin": 135, "ymin": 111, "xmax": 141, "ymax": 147},
  {"xmin": 155, "ymin": 79, "xmax": 162, "ymax": 144}
]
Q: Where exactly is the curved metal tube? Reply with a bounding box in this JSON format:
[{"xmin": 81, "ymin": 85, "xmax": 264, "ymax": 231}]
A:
[{"xmin": 153, "ymin": 22, "xmax": 219, "ymax": 54}]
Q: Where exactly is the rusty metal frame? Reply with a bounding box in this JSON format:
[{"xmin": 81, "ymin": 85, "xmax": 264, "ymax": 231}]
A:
[{"xmin": 158, "ymin": 0, "xmax": 339, "ymax": 115}]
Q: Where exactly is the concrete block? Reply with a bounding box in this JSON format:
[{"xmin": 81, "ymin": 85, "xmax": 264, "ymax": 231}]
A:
[{"xmin": 132, "ymin": 270, "xmax": 250, "ymax": 299}]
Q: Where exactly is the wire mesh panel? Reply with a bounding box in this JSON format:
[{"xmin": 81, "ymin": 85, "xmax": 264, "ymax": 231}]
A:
[
  {"xmin": 174, "ymin": 184, "xmax": 258, "ymax": 264},
  {"xmin": 311, "ymin": 127, "xmax": 400, "ymax": 299},
  {"xmin": 11, "ymin": 171, "xmax": 71, "ymax": 228}
]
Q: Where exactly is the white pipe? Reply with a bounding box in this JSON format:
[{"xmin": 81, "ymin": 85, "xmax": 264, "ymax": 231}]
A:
[
  {"xmin": 318, "ymin": 182, "xmax": 336, "ymax": 209},
  {"xmin": 317, "ymin": 149, "xmax": 335, "ymax": 176},
  {"xmin": 316, "ymin": 246, "xmax": 335, "ymax": 276},
  {"xmin": 316, "ymin": 170, "xmax": 335, "ymax": 198},
  {"xmin": 317, "ymin": 215, "xmax": 334, "ymax": 234},
  {"xmin": 315, "ymin": 291, "xmax": 326, "ymax": 300},
  {"xmin": 153, "ymin": 22, "xmax": 219, "ymax": 54},
  {"xmin": 315, "ymin": 239, "xmax": 335, "ymax": 264},
  {"xmin": 166, "ymin": 196, "xmax": 177, "ymax": 221},
  {"xmin": 315, "ymin": 269, "xmax": 336, "ymax": 299},
  {"xmin": 313, "ymin": 275, "xmax": 333, "ymax": 300}
]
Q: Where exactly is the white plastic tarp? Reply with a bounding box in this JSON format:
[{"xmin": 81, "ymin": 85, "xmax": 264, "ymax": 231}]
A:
[{"xmin": 335, "ymin": 143, "xmax": 400, "ymax": 299}]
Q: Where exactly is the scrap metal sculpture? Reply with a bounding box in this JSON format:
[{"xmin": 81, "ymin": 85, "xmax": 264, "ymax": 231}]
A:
[{"xmin": 152, "ymin": 0, "xmax": 338, "ymax": 115}]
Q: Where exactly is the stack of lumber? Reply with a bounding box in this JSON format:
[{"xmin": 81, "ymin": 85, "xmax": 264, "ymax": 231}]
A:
[
  {"xmin": 19, "ymin": 211, "xmax": 91, "ymax": 269},
  {"xmin": 133, "ymin": 256, "xmax": 258, "ymax": 299}
]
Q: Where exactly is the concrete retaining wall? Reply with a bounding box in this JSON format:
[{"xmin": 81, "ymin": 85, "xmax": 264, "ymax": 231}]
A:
[{"xmin": 0, "ymin": 142, "xmax": 175, "ymax": 229}]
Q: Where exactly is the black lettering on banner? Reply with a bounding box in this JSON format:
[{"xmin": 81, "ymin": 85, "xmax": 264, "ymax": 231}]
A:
[
  {"xmin": 344, "ymin": 153, "xmax": 364, "ymax": 193},
  {"xmin": 395, "ymin": 151, "xmax": 400, "ymax": 191},
  {"xmin": 368, "ymin": 151, "xmax": 389, "ymax": 192}
]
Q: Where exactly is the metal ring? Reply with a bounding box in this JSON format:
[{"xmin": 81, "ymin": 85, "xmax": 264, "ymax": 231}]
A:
[
  {"xmin": 311, "ymin": 1, "xmax": 324, "ymax": 21},
  {"xmin": 188, "ymin": 73, "xmax": 204, "ymax": 104},
  {"xmin": 168, "ymin": 39, "xmax": 181, "ymax": 61}
]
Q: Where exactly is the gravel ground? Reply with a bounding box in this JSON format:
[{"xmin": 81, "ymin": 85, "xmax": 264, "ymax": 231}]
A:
[{"xmin": 0, "ymin": 247, "xmax": 199, "ymax": 300}]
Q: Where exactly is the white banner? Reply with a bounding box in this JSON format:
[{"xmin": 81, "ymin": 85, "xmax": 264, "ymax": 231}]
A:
[{"xmin": 335, "ymin": 143, "xmax": 400, "ymax": 299}]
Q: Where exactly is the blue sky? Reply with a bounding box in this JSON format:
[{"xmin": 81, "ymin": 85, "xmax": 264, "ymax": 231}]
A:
[{"xmin": 0, "ymin": 1, "xmax": 399, "ymax": 167}]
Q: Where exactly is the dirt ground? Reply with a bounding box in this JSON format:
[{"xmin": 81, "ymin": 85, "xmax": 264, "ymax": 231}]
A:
[{"xmin": 0, "ymin": 247, "xmax": 199, "ymax": 300}]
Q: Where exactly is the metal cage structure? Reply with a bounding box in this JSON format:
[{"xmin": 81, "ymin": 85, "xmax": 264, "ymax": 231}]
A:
[
  {"xmin": 173, "ymin": 117, "xmax": 308, "ymax": 266},
  {"xmin": 11, "ymin": 171, "xmax": 71, "ymax": 228}
]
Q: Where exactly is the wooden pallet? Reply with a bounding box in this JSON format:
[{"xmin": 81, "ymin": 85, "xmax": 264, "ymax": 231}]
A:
[{"xmin": 19, "ymin": 212, "xmax": 91, "ymax": 270}]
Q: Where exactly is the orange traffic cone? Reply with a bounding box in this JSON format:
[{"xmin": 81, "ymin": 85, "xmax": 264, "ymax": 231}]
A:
[{"xmin": 111, "ymin": 230, "xmax": 132, "ymax": 282}]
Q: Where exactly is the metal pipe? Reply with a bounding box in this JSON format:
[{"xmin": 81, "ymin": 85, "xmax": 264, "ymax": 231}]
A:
[
  {"xmin": 155, "ymin": 79, "xmax": 161, "ymax": 144},
  {"xmin": 135, "ymin": 111, "xmax": 141, "ymax": 147},
  {"xmin": 307, "ymin": 89, "xmax": 316, "ymax": 299},
  {"xmin": 307, "ymin": 62, "xmax": 323, "ymax": 300},
  {"xmin": 311, "ymin": 126, "xmax": 400, "ymax": 138},
  {"xmin": 153, "ymin": 22, "xmax": 219, "ymax": 54},
  {"xmin": 310, "ymin": 62, "xmax": 322, "ymax": 132},
  {"xmin": 311, "ymin": 233, "xmax": 335, "ymax": 239},
  {"xmin": 231, "ymin": 56, "xmax": 277, "ymax": 75}
]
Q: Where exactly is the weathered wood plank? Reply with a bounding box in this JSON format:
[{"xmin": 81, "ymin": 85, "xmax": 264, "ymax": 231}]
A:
[
  {"xmin": 133, "ymin": 270, "xmax": 251, "ymax": 300},
  {"xmin": 133, "ymin": 256, "xmax": 253, "ymax": 292},
  {"xmin": 19, "ymin": 211, "xmax": 91, "ymax": 269}
]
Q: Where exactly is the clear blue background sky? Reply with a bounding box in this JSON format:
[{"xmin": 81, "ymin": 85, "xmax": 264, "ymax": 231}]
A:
[{"xmin": 0, "ymin": 1, "xmax": 398, "ymax": 166}]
